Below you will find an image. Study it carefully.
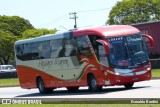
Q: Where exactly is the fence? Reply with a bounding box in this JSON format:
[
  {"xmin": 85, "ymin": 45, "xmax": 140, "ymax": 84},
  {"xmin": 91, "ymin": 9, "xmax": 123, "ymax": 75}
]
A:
[
  {"xmin": 0, "ymin": 72, "xmax": 18, "ymax": 79},
  {"xmin": 150, "ymin": 59, "xmax": 160, "ymax": 69}
]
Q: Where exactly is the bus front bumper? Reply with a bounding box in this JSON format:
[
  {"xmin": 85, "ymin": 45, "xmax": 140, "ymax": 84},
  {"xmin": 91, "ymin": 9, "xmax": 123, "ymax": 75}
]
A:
[{"xmin": 113, "ymin": 69, "xmax": 151, "ymax": 85}]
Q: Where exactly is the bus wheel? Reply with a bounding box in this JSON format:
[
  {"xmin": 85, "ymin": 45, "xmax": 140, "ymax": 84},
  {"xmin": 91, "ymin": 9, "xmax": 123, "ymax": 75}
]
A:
[
  {"xmin": 124, "ymin": 82, "xmax": 134, "ymax": 89},
  {"xmin": 88, "ymin": 75, "xmax": 102, "ymax": 92},
  {"xmin": 37, "ymin": 78, "xmax": 53, "ymax": 94},
  {"xmin": 67, "ymin": 87, "xmax": 79, "ymax": 92}
]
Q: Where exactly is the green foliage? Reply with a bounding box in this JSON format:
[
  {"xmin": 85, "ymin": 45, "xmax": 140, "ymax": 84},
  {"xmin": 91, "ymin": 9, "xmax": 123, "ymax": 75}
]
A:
[
  {"xmin": 22, "ymin": 28, "xmax": 57, "ymax": 39},
  {"xmin": 152, "ymin": 69, "xmax": 160, "ymax": 77},
  {"xmin": 0, "ymin": 103, "xmax": 159, "ymax": 107},
  {"xmin": 0, "ymin": 30, "xmax": 18, "ymax": 64},
  {"xmin": 0, "ymin": 15, "xmax": 34, "ymax": 64},
  {"xmin": 0, "ymin": 15, "xmax": 34, "ymax": 36},
  {"xmin": 107, "ymin": 0, "xmax": 160, "ymax": 25},
  {"xmin": 0, "ymin": 15, "xmax": 57, "ymax": 64}
]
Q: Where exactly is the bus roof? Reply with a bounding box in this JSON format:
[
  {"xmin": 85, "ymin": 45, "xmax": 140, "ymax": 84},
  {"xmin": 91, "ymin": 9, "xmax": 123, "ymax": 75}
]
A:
[
  {"xmin": 73, "ymin": 25, "xmax": 140, "ymax": 37},
  {"xmin": 15, "ymin": 25, "xmax": 140, "ymax": 45},
  {"xmin": 15, "ymin": 33, "xmax": 64, "ymax": 45}
]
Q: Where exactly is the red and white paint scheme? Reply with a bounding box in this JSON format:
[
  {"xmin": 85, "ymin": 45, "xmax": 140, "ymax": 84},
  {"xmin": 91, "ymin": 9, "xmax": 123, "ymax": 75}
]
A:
[{"xmin": 14, "ymin": 25, "xmax": 154, "ymax": 94}]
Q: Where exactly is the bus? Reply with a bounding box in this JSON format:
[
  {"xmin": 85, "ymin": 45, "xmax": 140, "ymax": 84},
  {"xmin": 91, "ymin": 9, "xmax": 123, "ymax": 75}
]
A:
[{"xmin": 14, "ymin": 25, "xmax": 154, "ymax": 94}]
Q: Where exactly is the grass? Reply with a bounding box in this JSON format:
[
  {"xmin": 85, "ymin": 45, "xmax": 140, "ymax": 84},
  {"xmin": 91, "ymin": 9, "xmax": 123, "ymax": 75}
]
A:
[
  {"xmin": 0, "ymin": 78, "xmax": 19, "ymax": 87},
  {"xmin": 0, "ymin": 104, "xmax": 159, "ymax": 107},
  {"xmin": 152, "ymin": 69, "xmax": 160, "ymax": 77}
]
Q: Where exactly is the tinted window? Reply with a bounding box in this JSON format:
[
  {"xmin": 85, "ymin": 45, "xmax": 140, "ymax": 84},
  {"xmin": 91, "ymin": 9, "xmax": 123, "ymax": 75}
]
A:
[
  {"xmin": 58, "ymin": 38, "xmax": 77, "ymax": 57},
  {"xmin": 50, "ymin": 39, "xmax": 63, "ymax": 58},
  {"xmin": 15, "ymin": 38, "xmax": 78, "ymax": 60},
  {"xmin": 15, "ymin": 44, "xmax": 24, "ymax": 60},
  {"xmin": 15, "ymin": 41, "xmax": 50, "ymax": 61},
  {"xmin": 75, "ymin": 36, "xmax": 92, "ymax": 58},
  {"xmin": 38, "ymin": 41, "xmax": 50, "ymax": 59}
]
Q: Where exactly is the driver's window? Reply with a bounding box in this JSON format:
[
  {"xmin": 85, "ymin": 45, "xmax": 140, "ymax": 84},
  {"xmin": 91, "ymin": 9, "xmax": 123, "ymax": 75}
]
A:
[{"xmin": 98, "ymin": 44, "xmax": 109, "ymax": 67}]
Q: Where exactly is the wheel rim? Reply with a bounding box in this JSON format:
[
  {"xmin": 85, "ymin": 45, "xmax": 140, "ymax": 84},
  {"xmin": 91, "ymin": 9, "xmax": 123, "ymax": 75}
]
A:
[{"xmin": 91, "ymin": 78, "xmax": 97, "ymax": 88}]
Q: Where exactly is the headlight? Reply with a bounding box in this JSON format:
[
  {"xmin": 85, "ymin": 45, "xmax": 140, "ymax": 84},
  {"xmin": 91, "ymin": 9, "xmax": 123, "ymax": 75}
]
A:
[
  {"xmin": 147, "ymin": 67, "xmax": 151, "ymax": 71},
  {"xmin": 115, "ymin": 72, "xmax": 123, "ymax": 75}
]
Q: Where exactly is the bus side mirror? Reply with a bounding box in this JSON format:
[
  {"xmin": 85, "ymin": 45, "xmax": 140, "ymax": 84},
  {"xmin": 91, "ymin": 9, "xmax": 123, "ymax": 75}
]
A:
[
  {"xmin": 142, "ymin": 34, "xmax": 154, "ymax": 48},
  {"xmin": 96, "ymin": 40, "xmax": 109, "ymax": 54}
]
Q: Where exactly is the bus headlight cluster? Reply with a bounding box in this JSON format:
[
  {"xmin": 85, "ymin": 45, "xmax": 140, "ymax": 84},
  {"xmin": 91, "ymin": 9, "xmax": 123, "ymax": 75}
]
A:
[
  {"xmin": 115, "ymin": 72, "xmax": 123, "ymax": 75},
  {"xmin": 147, "ymin": 67, "xmax": 151, "ymax": 71}
]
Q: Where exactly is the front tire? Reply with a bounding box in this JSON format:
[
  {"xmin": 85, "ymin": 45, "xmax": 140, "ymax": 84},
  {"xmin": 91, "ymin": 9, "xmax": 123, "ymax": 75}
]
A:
[
  {"xmin": 88, "ymin": 75, "xmax": 102, "ymax": 92},
  {"xmin": 37, "ymin": 78, "xmax": 53, "ymax": 94},
  {"xmin": 124, "ymin": 82, "xmax": 134, "ymax": 89}
]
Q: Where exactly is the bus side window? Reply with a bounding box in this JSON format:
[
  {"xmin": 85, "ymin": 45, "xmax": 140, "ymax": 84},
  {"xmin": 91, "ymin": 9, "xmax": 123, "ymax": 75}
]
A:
[
  {"xmin": 50, "ymin": 39, "xmax": 63, "ymax": 58},
  {"xmin": 88, "ymin": 35, "xmax": 102, "ymax": 60},
  {"xmin": 38, "ymin": 41, "xmax": 51, "ymax": 59},
  {"xmin": 75, "ymin": 36, "xmax": 92, "ymax": 58},
  {"xmin": 15, "ymin": 44, "xmax": 24, "ymax": 60},
  {"xmin": 58, "ymin": 38, "xmax": 77, "ymax": 57},
  {"xmin": 27, "ymin": 42, "xmax": 39, "ymax": 60}
]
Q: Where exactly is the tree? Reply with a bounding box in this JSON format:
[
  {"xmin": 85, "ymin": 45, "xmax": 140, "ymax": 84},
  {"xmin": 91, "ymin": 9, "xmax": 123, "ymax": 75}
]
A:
[
  {"xmin": 0, "ymin": 15, "xmax": 34, "ymax": 36},
  {"xmin": 0, "ymin": 30, "xmax": 18, "ymax": 64},
  {"xmin": 0, "ymin": 15, "xmax": 57, "ymax": 64},
  {"xmin": 22, "ymin": 28, "xmax": 57, "ymax": 39},
  {"xmin": 0, "ymin": 15, "xmax": 34, "ymax": 64},
  {"xmin": 106, "ymin": 0, "xmax": 160, "ymax": 25}
]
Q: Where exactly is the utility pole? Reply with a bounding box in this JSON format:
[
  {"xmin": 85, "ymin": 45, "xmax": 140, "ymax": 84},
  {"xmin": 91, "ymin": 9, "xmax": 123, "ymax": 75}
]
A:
[{"xmin": 69, "ymin": 12, "xmax": 78, "ymax": 29}]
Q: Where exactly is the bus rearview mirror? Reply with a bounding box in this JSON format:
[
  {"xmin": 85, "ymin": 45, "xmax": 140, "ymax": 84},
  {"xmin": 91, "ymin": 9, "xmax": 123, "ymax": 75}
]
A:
[{"xmin": 142, "ymin": 34, "xmax": 154, "ymax": 48}]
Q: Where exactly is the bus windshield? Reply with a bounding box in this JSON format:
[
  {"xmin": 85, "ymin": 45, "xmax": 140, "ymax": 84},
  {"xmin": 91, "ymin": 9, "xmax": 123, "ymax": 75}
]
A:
[{"xmin": 108, "ymin": 33, "xmax": 149, "ymax": 69}]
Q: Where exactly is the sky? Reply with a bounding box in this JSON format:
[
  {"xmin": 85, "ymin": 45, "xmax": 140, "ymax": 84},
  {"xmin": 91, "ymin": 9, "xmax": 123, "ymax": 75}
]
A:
[{"xmin": 0, "ymin": 0, "xmax": 122, "ymax": 31}]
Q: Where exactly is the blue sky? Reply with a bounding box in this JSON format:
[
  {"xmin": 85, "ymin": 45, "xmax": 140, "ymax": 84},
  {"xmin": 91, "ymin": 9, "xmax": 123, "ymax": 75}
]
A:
[{"xmin": 0, "ymin": 0, "xmax": 121, "ymax": 31}]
